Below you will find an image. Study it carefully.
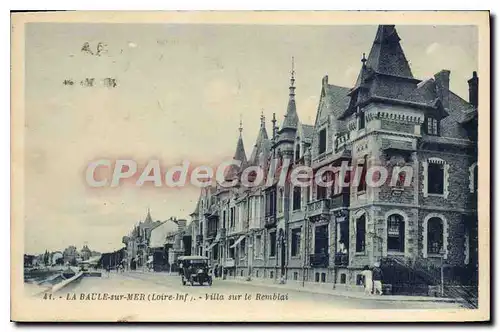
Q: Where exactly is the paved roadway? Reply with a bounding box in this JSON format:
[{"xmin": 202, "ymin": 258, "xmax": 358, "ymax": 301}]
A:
[{"xmin": 59, "ymin": 271, "xmax": 462, "ymax": 310}]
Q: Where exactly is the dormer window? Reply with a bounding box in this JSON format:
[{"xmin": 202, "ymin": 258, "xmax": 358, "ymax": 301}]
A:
[
  {"xmin": 426, "ymin": 117, "xmax": 439, "ymax": 135},
  {"xmin": 318, "ymin": 128, "xmax": 327, "ymax": 154}
]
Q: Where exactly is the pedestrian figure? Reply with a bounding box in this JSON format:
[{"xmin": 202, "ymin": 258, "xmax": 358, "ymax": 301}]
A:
[
  {"xmin": 372, "ymin": 262, "xmax": 384, "ymax": 295},
  {"xmin": 214, "ymin": 264, "xmax": 219, "ymax": 278},
  {"xmin": 361, "ymin": 265, "xmax": 373, "ymax": 295}
]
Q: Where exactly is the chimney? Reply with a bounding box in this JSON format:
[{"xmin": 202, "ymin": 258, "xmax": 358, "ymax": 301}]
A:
[
  {"xmin": 468, "ymin": 71, "xmax": 478, "ymax": 108},
  {"xmin": 434, "ymin": 70, "xmax": 450, "ymax": 110}
]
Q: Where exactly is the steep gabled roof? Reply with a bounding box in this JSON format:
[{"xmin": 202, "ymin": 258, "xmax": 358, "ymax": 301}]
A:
[
  {"xmin": 279, "ymin": 62, "xmax": 299, "ymax": 132},
  {"xmin": 224, "ymin": 127, "xmax": 248, "ymax": 180},
  {"xmin": 315, "ymin": 76, "xmax": 350, "ymax": 125},
  {"xmin": 249, "ymin": 115, "xmax": 271, "ymax": 165},
  {"xmin": 340, "ymin": 25, "xmax": 421, "ymax": 119},
  {"xmin": 366, "ymin": 25, "xmax": 414, "ymax": 79},
  {"xmin": 301, "ymin": 124, "xmax": 315, "ymax": 143}
]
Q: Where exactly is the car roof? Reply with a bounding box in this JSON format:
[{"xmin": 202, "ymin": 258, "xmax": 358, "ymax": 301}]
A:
[{"xmin": 178, "ymin": 255, "xmax": 209, "ymax": 260}]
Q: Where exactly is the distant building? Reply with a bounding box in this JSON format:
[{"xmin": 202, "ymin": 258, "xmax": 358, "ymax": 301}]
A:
[
  {"xmin": 63, "ymin": 245, "xmax": 78, "ymax": 265},
  {"xmin": 122, "ymin": 209, "xmax": 161, "ymax": 270},
  {"xmin": 80, "ymin": 245, "xmax": 92, "ymax": 261},
  {"xmin": 149, "ymin": 218, "xmax": 189, "ymax": 271}
]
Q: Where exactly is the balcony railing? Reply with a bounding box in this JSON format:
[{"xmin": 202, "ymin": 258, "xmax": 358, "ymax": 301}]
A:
[
  {"xmin": 306, "ymin": 199, "xmax": 331, "ymax": 221},
  {"xmin": 310, "ymin": 253, "xmax": 329, "ymax": 268},
  {"xmin": 334, "ymin": 253, "xmax": 349, "ymax": 266}
]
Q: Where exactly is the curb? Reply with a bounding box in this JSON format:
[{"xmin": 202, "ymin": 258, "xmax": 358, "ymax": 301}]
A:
[{"xmin": 219, "ymin": 278, "xmax": 464, "ymax": 304}]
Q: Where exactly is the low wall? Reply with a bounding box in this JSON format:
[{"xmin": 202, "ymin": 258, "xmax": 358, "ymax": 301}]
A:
[{"xmin": 52, "ymin": 271, "xmax": 84, "ymax": 293}]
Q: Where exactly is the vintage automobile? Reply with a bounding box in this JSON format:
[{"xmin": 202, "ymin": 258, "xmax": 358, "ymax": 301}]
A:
[{"xmin": 178, "ymin": 255, "xmax": 213, "ymax": 286}]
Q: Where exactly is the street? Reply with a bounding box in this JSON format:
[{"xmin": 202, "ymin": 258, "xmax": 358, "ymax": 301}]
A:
[{"xmin": 59, "ymin": 271, "xmax": 463, "ymax": 310}]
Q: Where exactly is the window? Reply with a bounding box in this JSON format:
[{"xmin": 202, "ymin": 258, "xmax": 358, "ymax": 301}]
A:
[
  {"xmin": 319, "ymin": 128, "xmax": 327, "ymax": 154},
  {"xmin": 240, "ymin": 239, "xmax": 246, "ymax": 259},
  {"xmin": 229, "ymin": 240, "xmax": 235, "ymax": 258},
  {"xmin": 427, "ymin": 217, "xmax": 444, "ymax": 254},
  {"xmin": 255, "ymin": 235, "xmax": 262, "ymax": 258},
  {"xmin": 293, "ymin": 272, "xmax": 298, "ymax": 280},
  {"xmin": 321, "ymin": 273, "xmax": 326, "ymax": 283},
  {"xmin": 315, "ymin": 272, "xmax": 320, "ymax": 282},
  {"xmin": 387, "ymin": 214, "xmax": 405, "ymax": 252},
  {"xmin": 340, "ymin": 274, "xmax": 347, "ymax": 284},
  {"xmin": 291, "ymin": 228, "xmax": 301, "ymax": 257},
  {"xmin": 316, "ymin": 183, "xmax": 327, "ymax": 200},
  {"xmin": 428, "ymin": 163, "xmax": 444, "ymax": 195},
  {"xmin": 223, "ymin": 210, "xmax": 227, "ymax": 229},
  {"xmin": 295, "ymin": 143, "xmax": 301, "ymax": 161},
  {"xmin": 230, "ymin": 207, "xmax": 235, "ymax": 228},
  {"xmin": 316, "ymin": 172, "xmax": 329, "ymax": 200},
  {"xmin": 266, "ymin": 190, "xmax": 276, "ymax": 216},
  {"xmin": 358, "ymin": 108, "xmax": 365, "ymax": 129},
  {"xmin": 314, "ymin": 224, "xmax": 328, "ymax": 255},
  {"xmin": 358, "ymin": 157, "xmax": 367, "ymax": 192},
  {"xmin": 293, "ymin": 187, "xmax": 301, "ymax": 210},
  {"xmin": 213, "ymin": 245, "xmax": 219, "ymax": 260},
  {"xmin": 256, "ymin": 270, "xmax": 259, "ymax": 278},
  {"xmin": 426, "ymin": 117, "xmax": 439, "ymax": 135},
  {"xmin": 356, "ymin": 214, "xmax": 366, "ymax": 252},
  {"xmin": 240, "ymin": 270, "xmax": 244, "ymax": 277},
  {"xmin": 269, "ymin": 232, "xmax": 276, "ymax": 257}
]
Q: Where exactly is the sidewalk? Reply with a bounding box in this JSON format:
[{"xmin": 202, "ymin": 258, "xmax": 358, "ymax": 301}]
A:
[
  {"xmin": 122, "ymin": 270, "xmax": 464, "ymax": 304},
  {"xmin": 217, "ymin": 276, "xmax": 465, "ymax": 304}
]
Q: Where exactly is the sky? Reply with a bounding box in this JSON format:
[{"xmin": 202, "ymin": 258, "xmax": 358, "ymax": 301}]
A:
[{"xmin": 24, "ymin": 23, "xmax": 478, "ymax": 254}]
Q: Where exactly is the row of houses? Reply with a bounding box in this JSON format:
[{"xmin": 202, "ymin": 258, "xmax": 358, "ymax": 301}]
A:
[
  {"xmin": 121, "ymin": 209, "xmax": 192, "ymax": 271},
  {"xmin": 189, "ymin": 25, "xmax": 478, "ymax": 292}
]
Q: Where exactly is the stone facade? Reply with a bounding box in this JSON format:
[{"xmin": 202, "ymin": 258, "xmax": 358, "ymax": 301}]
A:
[{"xmin": 191, "ymin": 25, "xmax": 478, "ymax": 293}]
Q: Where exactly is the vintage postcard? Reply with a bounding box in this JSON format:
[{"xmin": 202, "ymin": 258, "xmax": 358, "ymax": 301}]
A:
[{"xmin": 11, "ymin": 11, "xmax": 490, "ymax": 322}]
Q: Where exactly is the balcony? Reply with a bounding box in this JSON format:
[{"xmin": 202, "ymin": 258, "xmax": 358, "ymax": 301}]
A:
[
  {"xmin": 306, "ymin": 199, "xmax": 331, "ymax": 222},
  {"xmin": 334, "ymin": 253, "xmax": 349, "ymax": 266},
  {"xmin": 330, "ymin": 193, "xmax": 350, "ymax": 209},
  {"xmin": 310, "ymin": 253, "xmax": 329, "ymax": 268}
]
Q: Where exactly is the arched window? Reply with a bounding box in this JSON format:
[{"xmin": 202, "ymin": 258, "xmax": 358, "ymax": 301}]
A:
[
  {"xmin": 387, "ymin": 214, "xmax": 405, "ymax": 252},
  {"xmin": 427, "ymin": 217, "xmax": 444, "ymax": 254}
]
